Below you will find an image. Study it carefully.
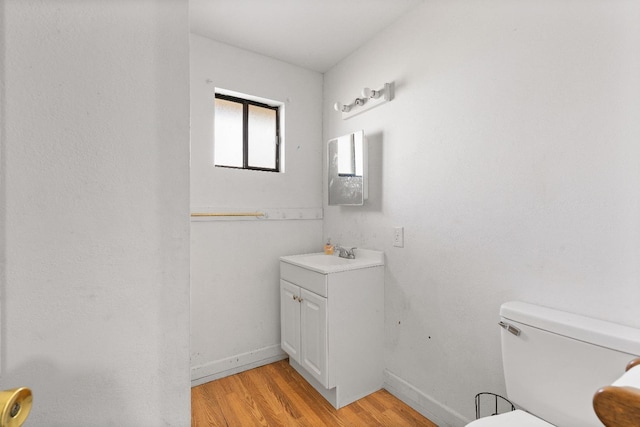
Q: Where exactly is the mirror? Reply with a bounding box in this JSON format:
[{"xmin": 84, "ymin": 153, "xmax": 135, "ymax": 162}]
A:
[{"xmin": 328, "ymin": 130, "xmax": 367, "ymax": 206}]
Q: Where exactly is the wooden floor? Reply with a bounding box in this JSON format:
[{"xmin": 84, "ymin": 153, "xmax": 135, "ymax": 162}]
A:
[{"xmin": 192, "ymin": 359, "xmax": 437, "ymax": 426}]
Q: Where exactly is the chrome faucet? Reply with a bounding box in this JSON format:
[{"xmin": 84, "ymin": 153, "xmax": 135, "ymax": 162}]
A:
[{"xmin": 335, "ymin": 245, "xmax": 357, "ymax": 259}]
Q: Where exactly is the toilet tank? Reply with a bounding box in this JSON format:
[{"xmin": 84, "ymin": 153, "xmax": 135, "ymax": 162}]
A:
[{"xmin": 500, "ymin": 301, "xmax": 640, "ymax": 427}]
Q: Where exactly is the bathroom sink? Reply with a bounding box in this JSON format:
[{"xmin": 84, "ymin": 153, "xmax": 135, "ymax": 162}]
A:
[{"xmin": 280, "ymin": 249, "xmax": 384, "ymax": 274}]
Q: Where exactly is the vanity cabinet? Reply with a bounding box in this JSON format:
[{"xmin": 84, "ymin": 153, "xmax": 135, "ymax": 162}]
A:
[
  {"xmin": 279, "ymin": 251, "xmax": 384, "ymax": 409},
  {"xmin": 280, "ymin": 280, "xmax": 328, "ymax": 387}
]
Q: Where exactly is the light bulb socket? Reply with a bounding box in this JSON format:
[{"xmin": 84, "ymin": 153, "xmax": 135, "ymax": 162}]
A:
[
  {"xmin": 334, "ymin": 102, "xmax": 351, "ymax": 112},
  {"xmin": 362, "ymin": 87, "xmax": 381, "ymax": 99}
]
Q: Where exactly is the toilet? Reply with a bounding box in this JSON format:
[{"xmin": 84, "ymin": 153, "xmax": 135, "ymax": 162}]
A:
[{"xmin": 467, "ymin": 301, "xmax": 640, "ymax": 427}]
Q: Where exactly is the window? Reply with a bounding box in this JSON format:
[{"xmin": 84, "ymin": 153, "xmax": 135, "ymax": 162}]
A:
[{"xmin": 214, "ymin": 92, "xmax": 281, "ymax": 172}]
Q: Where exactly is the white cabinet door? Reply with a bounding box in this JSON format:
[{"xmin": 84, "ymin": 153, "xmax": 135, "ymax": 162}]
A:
[
  {"xmin": 280, "ymin": 280, "xmax": 301, "ymax": 363},
  {"xmin": 300, "ymin": 288, "xmax": 328, "ymax": 388}
]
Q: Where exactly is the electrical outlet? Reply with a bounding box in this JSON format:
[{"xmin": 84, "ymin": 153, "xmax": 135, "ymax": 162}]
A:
[{"xmin": 393, "ymin": 227, "xmax": 404, "ymax": 247}]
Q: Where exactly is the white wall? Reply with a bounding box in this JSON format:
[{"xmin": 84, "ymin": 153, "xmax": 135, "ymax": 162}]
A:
[
  {"xmin": 1, "ymin": 1, "xmax": 191, "ymax": 425},
  {"xmin": 190, "ymin": 34, "xmax": 323, "ymax": 384},
  {"xmin": 323, "ymin": 0, "xmax": 640, "ymax": 425}
]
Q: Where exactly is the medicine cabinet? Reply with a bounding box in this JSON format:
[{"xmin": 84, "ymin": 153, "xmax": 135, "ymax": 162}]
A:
[{"xmin": 327, "ymin": 130, "xmax": 368, "ymax": 206}]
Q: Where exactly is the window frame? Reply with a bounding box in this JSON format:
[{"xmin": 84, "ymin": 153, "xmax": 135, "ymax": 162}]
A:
[{"xmin": 214, "ymin": 93, "xmax": 281, "ymax": 173}]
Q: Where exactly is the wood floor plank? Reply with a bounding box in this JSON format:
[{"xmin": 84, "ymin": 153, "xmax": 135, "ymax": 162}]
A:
[
  {"xmin": 268, "ymin": 362, "xmax": 346, "ymax": 427},
  {"xmin": 192, "ymin": 360, "xmax": 437, "ymax": 426},
  {"xmin": 239, "ymin": 367, "xmax": 297, "ymax": 426},
  {"xmin": 195, "ymin": 380, "xmax": 235, "ymax": 426},
  {"xmin": 373, "ymin": 390, "xmax": 437, "ymax": 427},
  {"xmin": 191, "ymin": 385, "xmax": 222, "ymax": 427},
  {"xmin": 270, "ymin": 372, "xmax": 342, "ymax": 426}
]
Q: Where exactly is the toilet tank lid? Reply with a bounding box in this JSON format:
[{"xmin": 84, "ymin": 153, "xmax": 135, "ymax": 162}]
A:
[{"xmin": 500, "ymin": 301, "xmax": 640, "ymax": 356}]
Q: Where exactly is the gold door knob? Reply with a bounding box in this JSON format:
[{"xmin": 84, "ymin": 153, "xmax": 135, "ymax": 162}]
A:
[{"xmin": 0, "ymin": 387, "xmax": 32, "ymax": 427}]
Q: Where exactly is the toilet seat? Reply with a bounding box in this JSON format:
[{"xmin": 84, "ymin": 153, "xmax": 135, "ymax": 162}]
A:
[{"xmin": 466, "ymin": 409, "xmax": 555, "ymax": 426}]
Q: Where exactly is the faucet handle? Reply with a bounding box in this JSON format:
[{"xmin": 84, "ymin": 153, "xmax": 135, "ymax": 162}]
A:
[
  {"xmin": 344, "ymin": 247, "xmax": 357, "ymax": 259},
  {"xmin": 335, "ymin": 245, "xmax": 350, "ymax": 258}
]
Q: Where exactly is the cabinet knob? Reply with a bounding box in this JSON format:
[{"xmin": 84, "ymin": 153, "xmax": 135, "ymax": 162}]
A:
[
  {"xmin": 298, "ymin": 298, "xmax": 303, "ymax": 303},
  {"xmin": 293, "ymin": 295, "xmax": 298, "ymax": 301}
]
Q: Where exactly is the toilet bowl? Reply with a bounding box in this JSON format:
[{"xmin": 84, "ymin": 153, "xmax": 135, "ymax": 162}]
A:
[
  {"xmin": 466, "ymin": 409, "xmax": 552, "ymax": 426},
  {"xmin": 466, "ymin": 302, "xmax": 640, "ymax": 427}
]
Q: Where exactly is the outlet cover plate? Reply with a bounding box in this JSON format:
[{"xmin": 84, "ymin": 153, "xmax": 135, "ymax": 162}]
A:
[{"xmin": 393, "ymin": 227, "xmax": 404, "ymax": 247}]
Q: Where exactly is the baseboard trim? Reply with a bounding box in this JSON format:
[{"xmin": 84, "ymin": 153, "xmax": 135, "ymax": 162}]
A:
[
  {"xmin": 191, "ymin": 344, "xmax": 287, "ymax": 387},
  {"xmin": 383, "ymin": 369, "xmax": 471, "ymax": 427}
]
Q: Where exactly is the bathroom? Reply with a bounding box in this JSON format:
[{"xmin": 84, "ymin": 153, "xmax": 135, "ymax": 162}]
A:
[
  {"xmin": 191, "ymin": 0, "xmax": 640, "ymax": 424},
  {"xmin": 1, "ymin": 0, "xmax": 639, "ymax": 425}
]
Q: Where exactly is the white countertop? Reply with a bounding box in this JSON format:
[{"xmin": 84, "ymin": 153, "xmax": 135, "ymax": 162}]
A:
[{"xmin": 280, "ymin": 249, "xmax": 384, "ymax": 274}]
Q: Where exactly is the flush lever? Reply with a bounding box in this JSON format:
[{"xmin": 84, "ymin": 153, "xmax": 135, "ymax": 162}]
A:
[{"xmin": 498, "ymin": 321, "xmax": 521, "ymax": 336}]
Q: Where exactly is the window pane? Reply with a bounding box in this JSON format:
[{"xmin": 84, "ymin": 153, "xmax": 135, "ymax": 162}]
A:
[
  {"xmin": 248, "ymin": 105, "xmax": 277, "ymax": 169},
  {"xmin": 214, "ymin": 98, "xmax": 243, "ymax": 167}
]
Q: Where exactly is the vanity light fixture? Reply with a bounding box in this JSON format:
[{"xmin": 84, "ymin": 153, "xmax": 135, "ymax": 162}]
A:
[{"xmin": 334, "ymin": 82, "xmax": 393, "ymax": 120}]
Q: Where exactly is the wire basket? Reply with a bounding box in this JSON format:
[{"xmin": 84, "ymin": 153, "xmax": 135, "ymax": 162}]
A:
[{"xmin": 475, "ymin": 392, "xmax": 515, "ymax": 419}]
